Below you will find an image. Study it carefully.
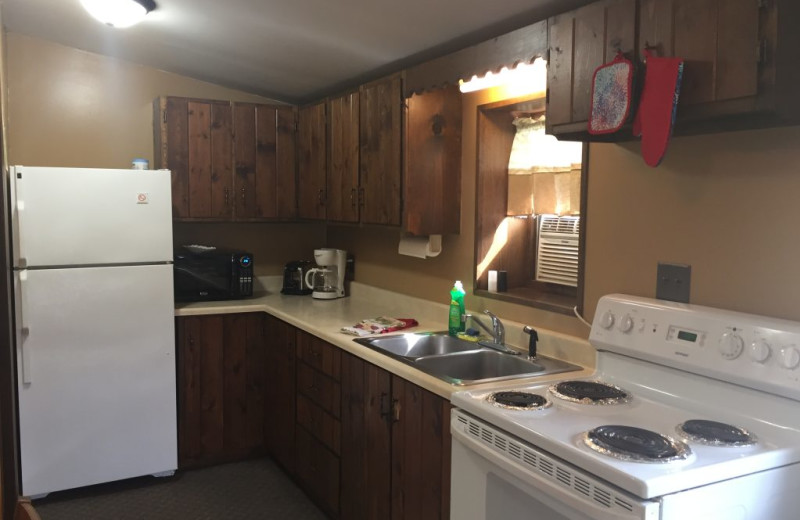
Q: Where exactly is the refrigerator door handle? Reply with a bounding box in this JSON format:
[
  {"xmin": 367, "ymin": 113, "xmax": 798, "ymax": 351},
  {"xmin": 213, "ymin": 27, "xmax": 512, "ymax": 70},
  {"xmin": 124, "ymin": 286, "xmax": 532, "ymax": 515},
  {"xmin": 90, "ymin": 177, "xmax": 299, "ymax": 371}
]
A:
[
  {"xmin": 10, "ymin": 166, "xmax": 26, "ymax": 267},
  {"xmin": 17, "ymin": 270, "xmax": 32, "ymax": 384}
]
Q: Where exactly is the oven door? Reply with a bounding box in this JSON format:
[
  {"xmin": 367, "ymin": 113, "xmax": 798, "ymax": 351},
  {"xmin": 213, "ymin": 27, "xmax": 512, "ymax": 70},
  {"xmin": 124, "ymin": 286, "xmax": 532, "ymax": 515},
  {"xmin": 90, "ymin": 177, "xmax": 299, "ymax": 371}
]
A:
[{"xmin": 451, "ymin": 410, "xmax": 660, "ymax": 520}]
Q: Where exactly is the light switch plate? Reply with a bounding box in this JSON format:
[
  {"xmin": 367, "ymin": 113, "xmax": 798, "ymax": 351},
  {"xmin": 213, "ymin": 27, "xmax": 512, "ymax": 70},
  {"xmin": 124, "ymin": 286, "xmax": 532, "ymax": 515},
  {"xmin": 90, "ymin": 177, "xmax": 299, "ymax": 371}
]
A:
[{"xmin": 656, "ymin": 263, "xmax": 691, "ymax": 303}]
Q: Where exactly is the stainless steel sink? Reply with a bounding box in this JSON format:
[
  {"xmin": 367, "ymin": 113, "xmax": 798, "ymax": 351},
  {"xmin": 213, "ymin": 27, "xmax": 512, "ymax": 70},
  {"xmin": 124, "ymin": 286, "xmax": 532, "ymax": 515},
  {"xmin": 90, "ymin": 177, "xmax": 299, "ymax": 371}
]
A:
[
  {"xmin": 413, "ymin": 349, "xmax": 579, "ymax": 385},
  {"xmin": 353, "ymin": 332, "xmax": 482, "ymax": 359},
  {"xmin": 353, "ymin": 332, "xmax": 581, "ymax": 385}
]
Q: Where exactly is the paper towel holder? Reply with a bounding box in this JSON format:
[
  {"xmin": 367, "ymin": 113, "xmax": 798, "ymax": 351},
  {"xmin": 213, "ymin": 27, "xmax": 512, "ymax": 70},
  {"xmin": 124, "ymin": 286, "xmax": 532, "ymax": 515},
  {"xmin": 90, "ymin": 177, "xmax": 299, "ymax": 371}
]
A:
[{"xmin": 398, "ymin": 233, "xmax": 442, "ymax": 259}]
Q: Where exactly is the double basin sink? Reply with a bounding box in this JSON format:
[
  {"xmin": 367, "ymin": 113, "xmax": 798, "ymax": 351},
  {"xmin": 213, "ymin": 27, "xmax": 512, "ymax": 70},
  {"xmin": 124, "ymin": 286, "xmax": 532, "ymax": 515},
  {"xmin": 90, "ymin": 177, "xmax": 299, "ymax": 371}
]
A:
[{"xmin": 354, "ymin": 332, "xmax": 580, "ymax": 385}]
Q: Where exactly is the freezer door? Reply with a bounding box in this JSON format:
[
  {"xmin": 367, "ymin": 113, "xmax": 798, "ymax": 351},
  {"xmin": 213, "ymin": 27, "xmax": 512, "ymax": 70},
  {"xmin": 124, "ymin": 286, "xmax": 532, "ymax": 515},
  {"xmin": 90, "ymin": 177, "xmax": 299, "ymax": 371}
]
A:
[
  {"xmin": 10, "ymin": 166, "xmax": 173, "ymax": 267},
  {"xmin": 15, "ymin": 264, "xmax": 177, "ymax": 496}
]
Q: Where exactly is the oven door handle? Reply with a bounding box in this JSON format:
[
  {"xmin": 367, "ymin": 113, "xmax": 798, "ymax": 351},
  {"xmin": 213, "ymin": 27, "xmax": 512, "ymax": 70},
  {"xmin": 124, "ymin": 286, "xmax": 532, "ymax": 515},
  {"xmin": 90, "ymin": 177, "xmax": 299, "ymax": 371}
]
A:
[{"xmin": 452, "ymin": 424, "xmax": 659, "ymax": 520}]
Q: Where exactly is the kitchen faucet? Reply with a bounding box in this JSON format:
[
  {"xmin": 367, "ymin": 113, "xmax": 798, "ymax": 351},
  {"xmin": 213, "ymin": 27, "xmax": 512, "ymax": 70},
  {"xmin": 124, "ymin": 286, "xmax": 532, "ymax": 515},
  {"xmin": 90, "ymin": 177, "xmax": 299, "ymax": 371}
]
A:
[{"xmin": 462, "ymin": 310, "xmax": 518, "ymax": 355}]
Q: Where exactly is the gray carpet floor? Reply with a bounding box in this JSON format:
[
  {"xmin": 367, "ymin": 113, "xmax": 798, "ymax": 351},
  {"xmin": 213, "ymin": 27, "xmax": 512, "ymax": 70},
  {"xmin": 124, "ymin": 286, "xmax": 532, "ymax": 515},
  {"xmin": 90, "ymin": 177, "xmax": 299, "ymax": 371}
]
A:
[{"xmin": 33, "ymin": 458, "xmax": 328, "ymax": 520}]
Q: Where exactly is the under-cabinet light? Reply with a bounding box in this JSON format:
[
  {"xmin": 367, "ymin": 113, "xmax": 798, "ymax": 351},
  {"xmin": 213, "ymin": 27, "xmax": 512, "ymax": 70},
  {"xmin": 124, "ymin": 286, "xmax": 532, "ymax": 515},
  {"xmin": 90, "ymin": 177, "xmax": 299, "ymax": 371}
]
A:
[
  {"xmin": 459, "ymin": 59, "xmax": 547, "ymax": 96},
  {"xmin": 81, "ymin": 0, "xmax": 156, "ymax": 28}
]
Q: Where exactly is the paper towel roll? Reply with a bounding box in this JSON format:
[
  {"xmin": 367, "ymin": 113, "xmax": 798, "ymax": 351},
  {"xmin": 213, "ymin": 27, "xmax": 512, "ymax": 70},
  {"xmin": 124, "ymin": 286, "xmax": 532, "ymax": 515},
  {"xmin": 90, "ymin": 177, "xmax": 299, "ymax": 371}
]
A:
[{"xmin": 398, "ymin": 234, "xmax": 442, "ymax": 259}]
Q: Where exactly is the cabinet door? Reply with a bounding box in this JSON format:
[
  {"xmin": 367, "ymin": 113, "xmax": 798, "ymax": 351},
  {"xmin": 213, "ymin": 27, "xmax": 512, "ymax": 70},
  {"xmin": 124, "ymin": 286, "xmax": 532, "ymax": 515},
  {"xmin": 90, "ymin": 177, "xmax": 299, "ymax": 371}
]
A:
[
  {"xmin": 639, "ymin": 0, "xmax": 759, "ymax": 107},
  {"xmin": 177, "ymin": 315, "xmax": 224, "ymax": 467},
  {"xmin": 546, "ymin": 0, "xmax": 637, "ymax": 133},
  {"xmin": 233, "ymin": 103, "xmax": 297, "ymax": 220},
  {"xmin": 404, "ymin": 85, "xmax": 462, "ymax": 235},
  {"xmin": 328, "ymin": 91, "xmax": 360, "ymax": 223},
  {"xmin": 391, "ymin": 376, "xmax": 451, "ymax": 520},
  {"xmin": 297, "ymin": 102, "xmax": 327, "ymax": 220},
  {"xmin": 264, "ymin": 315, "xmax": 297, "ymax": 474},
  {"xmin": 360, "ymin": 75, "xmax": 402, "ymax": 226},
  {"xmin": 177, "ymin": 313, "xmax": 267, "ymax": 468},
  {"xmin": 157, "ymin": 97, "xmax": 234, "ymax": 219},
  {"xmin": 341, "ymin": 354, "xmax": 392, "ymax": 520}
]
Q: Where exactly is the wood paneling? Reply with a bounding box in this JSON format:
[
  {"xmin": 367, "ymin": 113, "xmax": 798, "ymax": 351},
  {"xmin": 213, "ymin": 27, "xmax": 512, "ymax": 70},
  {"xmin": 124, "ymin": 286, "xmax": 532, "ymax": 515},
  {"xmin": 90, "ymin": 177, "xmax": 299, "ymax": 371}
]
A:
[
  {"xmin": 404, "ymin": 85, "xmax": 462, "ymax": 235},
  {"xmin": 161, "ymin": 97, "xmax": 189, "ymax": 217},
  {"xmin": 297, "ymin": 362, "xmax": 341, "ymax": 418},
  {"xmin": 296, "ymin": 331, "xmax": 341, "ymax": 381},
  {"xmin": 177, "ymin": 313, "xmax": 267, "ymax": 468},
  {"xmin": 155, "ymin": 97, "xmax": 296, "ymax": 221},
  {"xmin": 297, "ymin": 394, "xmax": 341, "ymax": 455},
  {"xmin": 295, "ymin": 427, "xmax": 340, "ymax": 516},
  {"xmin": 546, "ymin": 0, "xmax": 637, "ymax": 134},
  {"xmin": 276, "ymin": 107, "xmax": 298, "ymax": 219},
  {"xmin": 360, "ymin": 74, "xmax": 402, "ymax": 226},
  {"xmin": 264, "ymin": 315, "xmax": 296, "ymax": 474},
  {"xmin": 210, "ymin": 103, "xmax": 233, "ymax": 219},
  {"xmin": 404, "ymin": 20, "xmax": 548, "ymax": 97},
  {"xmin": 298, "ymin": 102, "xmax": 327, "ymax": 220},
  {"xmin": 391, "ymin": 377, "xmax": 450, "ymax": 520},
  {"xmin": 178, "ymin": 315, "xmax": 224, "ymax": 466},
  {"xmin": 341, "ymin": 354, "xmax": 392, "ymax": 520},
  {"xmin": 328, "ymin": 91, "xmax": 360, "ymax": 223}
]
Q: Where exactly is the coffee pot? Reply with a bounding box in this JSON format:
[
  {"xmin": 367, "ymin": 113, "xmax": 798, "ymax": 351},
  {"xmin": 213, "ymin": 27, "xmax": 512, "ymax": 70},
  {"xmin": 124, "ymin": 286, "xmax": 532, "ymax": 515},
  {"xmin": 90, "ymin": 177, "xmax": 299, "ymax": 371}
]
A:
[{"xmin": 304, "ymin": 248, "xmax": 346, "ymax": 299}]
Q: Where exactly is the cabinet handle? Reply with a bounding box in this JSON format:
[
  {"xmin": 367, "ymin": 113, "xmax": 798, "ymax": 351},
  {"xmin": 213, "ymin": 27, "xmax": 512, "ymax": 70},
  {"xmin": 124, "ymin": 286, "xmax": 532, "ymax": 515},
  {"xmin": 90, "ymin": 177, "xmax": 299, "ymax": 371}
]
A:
[
  {"xmin": 224, "ymin": 188, "xmax": 229, "ymax": 206},
  {"xmin": 392, "ymin": 398, "xmax": 401, "ymax": 423},
  {"xmin": 241, "ymin": 187, "xmax": 246, "ymax": 204},
  {"xmin": 350, "ymin": 188, "xmax": 357, "ymax": 209},
  {"xmin": 317, "ymin": 189, "xmax": 325, "ymax": 206},
  {"xmin": 379, "ymin": 392, "xmax": 390, "ymax": 421}
]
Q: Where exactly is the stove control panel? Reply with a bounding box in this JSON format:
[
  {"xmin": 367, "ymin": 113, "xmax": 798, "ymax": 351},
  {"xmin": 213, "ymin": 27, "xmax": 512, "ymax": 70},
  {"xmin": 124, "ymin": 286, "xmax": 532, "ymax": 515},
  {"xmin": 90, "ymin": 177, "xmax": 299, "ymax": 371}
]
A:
[{"xmin": 590, "ymin": 294, "xmax": 800, "ymax": 401}]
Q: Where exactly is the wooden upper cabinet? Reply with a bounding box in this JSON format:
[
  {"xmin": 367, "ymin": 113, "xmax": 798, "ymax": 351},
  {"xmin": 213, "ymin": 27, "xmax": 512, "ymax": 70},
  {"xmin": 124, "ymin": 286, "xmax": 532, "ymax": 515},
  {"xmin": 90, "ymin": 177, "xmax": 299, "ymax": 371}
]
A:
[
  {"xmin": 233, "ymin": 104, "xmax": 297, "ymax": 220},
  {"xmin": 297, "ymin": 101, "xmax": 327, "ymax": 220},
  {"xmin": 545, "ymin": 0, "xmax": 800, "ymax": 138},
  {"xmin": 359, "ymin": 74, "xmax": 402, "ymax": 226},
  {"xmin": 156, "ymin": 97, "xmax": 234, "ymax": 219},
  {"xmin": 640, "ymin": 0, "xmax": 757, "ymax": 107},
  {"xmin": 638, "ymin": 0, "xmax": 800, "ymax": 129},
  {"xmin": 404, "ymin": 85, "xmax": 462, "ymax": 236},
  {"xmin": 154, "ymin": 96, "xmax": 297, "ymax": 221},
  {"xmin": 546, "ymin": 0, "xmax": 637, "ymax": 136},
  {"xmin": 327, "ymin": 91, "xmax": 360, "ymax": 223}
]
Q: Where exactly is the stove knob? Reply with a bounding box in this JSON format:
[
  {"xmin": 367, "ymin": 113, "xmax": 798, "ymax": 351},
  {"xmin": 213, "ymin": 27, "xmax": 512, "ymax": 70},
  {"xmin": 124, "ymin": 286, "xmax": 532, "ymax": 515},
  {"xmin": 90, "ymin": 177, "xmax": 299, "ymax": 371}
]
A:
[
  {"xmin": 617, "ymin": 314, "xmax": 634, "ymax": 333},
  {"xmin": 599, "ymin": 311, "xmax": 615, "ymax": 330},
  {"xmin": 749, "ymin": 340, "xmax": 771, "ymax": 364},
  {"xmin": 718, "ymin": 332, "xmax": 744, "ymax": 360},
  {"xmin": 779, "ymin": 346, "xmax": 800, "ymax": 370}
]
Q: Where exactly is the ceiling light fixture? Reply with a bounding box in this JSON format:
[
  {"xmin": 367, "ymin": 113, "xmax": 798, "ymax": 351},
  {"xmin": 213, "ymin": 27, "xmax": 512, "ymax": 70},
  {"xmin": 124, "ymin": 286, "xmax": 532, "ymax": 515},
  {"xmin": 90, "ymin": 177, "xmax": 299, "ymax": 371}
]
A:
[{"xmin": 80, "ymin": 0, "xmax": 157, "ymax": 29}]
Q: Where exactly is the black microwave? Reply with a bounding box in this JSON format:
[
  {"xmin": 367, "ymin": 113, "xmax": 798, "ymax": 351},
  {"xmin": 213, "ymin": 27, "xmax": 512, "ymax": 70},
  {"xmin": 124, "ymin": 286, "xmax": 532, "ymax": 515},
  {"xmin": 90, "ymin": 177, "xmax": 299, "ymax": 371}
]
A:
[{"xmin": 174, "ymin": 246, "xmax": 254, "ymax": 302}]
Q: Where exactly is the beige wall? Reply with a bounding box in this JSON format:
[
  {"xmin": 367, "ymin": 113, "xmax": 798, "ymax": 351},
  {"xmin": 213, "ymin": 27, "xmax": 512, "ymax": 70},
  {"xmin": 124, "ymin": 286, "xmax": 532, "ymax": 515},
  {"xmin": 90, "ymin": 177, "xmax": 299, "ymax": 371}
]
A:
[
  {"xmin": 5, "ymin": 33, "xmax": 325, "ymax": 275},
  {"xmin": 332, "ymin": 88, "xmax": 800, "ymax": 337},
  {"xmin": 329, "ymin": 85, "xmax": 588, "ymax": 338},
  {"xmin": 10, "ymin": 32, "xmax": 800, "ymax": 335}
]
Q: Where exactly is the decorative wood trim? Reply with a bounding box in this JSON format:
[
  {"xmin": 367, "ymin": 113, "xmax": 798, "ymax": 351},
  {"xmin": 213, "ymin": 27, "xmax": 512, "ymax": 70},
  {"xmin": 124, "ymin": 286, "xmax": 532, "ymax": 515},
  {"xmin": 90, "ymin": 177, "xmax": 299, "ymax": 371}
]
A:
[{"xmin": 404, "ymin": 20, "xmax": 548, "ymax": 97}]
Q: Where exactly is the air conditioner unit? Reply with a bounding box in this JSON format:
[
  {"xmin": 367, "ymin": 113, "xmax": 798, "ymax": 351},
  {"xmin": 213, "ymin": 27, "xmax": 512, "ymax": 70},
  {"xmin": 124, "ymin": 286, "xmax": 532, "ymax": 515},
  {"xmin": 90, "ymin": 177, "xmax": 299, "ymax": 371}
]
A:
[{"xmin": 536, "ymin": 215, "xmax": 580, "ymax": 287}]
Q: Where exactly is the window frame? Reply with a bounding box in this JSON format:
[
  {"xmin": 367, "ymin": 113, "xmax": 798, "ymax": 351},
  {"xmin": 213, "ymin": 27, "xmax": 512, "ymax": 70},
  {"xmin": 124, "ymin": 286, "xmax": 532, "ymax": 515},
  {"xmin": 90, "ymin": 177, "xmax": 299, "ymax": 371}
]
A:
[{"xmin": 473, "ymin": 94, "xmax": 588, "ymax": 316}]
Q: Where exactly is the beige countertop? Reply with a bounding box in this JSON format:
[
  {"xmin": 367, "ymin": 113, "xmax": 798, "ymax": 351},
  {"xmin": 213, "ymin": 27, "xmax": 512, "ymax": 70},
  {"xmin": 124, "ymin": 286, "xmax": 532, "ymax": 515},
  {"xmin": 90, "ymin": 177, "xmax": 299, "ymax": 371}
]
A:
[{"xmin": 175, "ymin": 277, "xmax": 597, "ymax": 399}]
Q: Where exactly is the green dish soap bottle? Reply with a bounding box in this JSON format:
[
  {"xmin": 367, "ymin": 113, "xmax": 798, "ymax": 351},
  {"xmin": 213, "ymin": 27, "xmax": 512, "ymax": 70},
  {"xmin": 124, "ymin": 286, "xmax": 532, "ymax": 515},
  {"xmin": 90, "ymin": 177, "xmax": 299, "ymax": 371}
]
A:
[{"xmin": 448, "ymin": 281, "xmax": 466, "ymax": 336}]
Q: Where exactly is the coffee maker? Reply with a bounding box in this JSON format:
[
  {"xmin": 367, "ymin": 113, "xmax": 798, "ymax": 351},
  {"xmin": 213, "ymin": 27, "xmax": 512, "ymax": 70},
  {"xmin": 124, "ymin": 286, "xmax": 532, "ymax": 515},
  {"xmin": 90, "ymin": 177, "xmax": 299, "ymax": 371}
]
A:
[{"xmin": 304, "ymin": 248, "xmax": 347, "ymax": 299}]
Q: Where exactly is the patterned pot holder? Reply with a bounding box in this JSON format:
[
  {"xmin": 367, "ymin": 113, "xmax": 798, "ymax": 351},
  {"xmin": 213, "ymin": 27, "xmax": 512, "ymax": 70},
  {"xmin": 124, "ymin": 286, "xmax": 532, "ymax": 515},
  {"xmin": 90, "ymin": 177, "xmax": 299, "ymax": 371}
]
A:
[{"xmin": 588, "ymin": 52, "xmax": 636, "ymax": 135}]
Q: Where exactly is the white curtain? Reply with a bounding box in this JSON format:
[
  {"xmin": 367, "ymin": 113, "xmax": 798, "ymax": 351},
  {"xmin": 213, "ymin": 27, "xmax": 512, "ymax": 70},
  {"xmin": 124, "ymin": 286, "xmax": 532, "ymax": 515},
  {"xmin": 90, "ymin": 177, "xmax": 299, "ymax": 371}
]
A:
[{"xmin": 507, "ymin": 115, "xmax": 582, "ymax": 216}]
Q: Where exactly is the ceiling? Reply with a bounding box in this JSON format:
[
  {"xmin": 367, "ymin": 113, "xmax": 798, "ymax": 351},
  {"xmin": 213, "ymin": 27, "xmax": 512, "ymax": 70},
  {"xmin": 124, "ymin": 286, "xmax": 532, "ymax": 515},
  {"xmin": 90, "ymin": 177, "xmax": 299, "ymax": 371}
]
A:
[{"xmin": 2, "ymin": 0, "xmax": 594, "ymax": 103}]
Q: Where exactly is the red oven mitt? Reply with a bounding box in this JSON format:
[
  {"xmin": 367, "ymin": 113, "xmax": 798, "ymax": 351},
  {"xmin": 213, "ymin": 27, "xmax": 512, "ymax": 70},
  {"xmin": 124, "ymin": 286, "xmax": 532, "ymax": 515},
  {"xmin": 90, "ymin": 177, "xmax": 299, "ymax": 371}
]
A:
[{"xmin": 633, "ymin": 50, "xmax": 684, "ymax": 167}]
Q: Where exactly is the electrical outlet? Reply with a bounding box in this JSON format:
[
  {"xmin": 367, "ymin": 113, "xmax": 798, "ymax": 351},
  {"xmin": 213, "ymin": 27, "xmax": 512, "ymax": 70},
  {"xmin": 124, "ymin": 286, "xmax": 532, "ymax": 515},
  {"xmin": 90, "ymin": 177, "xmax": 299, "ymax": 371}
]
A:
[{"xmin": 656, "ymin": 263, "xmax": 691, "ymax": 303}]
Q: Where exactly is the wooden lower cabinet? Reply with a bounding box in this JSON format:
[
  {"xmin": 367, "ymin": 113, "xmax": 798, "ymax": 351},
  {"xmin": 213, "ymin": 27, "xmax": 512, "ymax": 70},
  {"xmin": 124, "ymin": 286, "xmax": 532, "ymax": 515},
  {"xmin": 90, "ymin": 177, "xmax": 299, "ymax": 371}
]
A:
[
  {"xmin": 341, "ymin": 352, "xmax": 451, "ymax": 520},
  {"xmin": 341, "ymin": 355, "xmax": 392, "ymax": 520},
  {"xmin": 178, "ymin": 316, "xmax": 451, "ymax": 519},
  {"xmin": 264, "ymin": 315, "xmax": 297, "ymax": 474},
  {"xmin": 176, "ymin": 313, "xmax": 268, "ymax": 468}
]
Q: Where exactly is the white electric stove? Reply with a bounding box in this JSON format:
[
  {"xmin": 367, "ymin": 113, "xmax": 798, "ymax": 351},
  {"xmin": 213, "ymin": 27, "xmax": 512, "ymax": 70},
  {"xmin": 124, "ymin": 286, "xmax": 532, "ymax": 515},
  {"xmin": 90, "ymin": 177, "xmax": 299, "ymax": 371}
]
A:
[{"xmin": 450, "ymin": 294, "xmax": 800, "ymax": 520}]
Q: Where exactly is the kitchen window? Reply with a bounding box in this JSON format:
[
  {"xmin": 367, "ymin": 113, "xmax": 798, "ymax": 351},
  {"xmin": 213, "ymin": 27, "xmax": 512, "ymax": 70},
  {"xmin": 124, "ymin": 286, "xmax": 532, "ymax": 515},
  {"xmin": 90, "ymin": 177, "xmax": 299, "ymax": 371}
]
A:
[{"xmin": 474, "ymin": 92, "xmax": 588, "ymax": 315}]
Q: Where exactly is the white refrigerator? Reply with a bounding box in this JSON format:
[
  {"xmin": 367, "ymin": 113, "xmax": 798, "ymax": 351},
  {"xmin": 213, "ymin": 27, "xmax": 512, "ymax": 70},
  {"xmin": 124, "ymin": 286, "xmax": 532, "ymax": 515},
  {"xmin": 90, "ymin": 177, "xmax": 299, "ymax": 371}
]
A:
[{"xmin": 10, "ymin": 166, "xmax": 178, "ymax": 497}]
